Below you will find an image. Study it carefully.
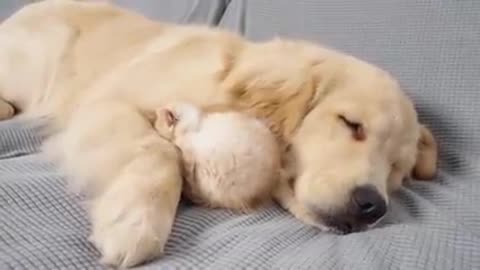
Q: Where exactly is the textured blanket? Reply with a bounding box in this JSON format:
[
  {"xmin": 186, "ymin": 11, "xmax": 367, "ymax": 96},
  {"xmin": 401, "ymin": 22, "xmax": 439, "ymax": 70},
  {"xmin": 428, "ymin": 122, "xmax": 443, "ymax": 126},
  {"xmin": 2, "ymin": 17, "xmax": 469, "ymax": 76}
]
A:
[{"xmin": 0, "ymin": 116, "xmax": 479, "ymax": 270}]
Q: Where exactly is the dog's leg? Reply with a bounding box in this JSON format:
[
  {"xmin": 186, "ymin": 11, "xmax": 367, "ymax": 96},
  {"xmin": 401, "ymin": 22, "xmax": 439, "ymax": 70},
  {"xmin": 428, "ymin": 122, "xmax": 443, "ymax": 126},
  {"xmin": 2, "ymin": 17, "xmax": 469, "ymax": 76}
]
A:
[
  {"xmin": 46, "ymin": 100, "xmax": 183, "ymax": 268},
  {"xmin": 88, "ymin": 133, "xmax": 183, "ymax": 268},
  {"xmin": 0, "ymin": 98, "xmax": 14, "ymax": 120}
]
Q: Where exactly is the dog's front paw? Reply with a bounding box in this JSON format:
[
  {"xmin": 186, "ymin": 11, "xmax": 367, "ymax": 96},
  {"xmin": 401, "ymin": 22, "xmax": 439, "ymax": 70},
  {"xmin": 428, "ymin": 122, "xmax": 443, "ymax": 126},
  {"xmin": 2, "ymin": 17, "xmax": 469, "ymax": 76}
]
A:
[{"xmin": 89, "ymin": 183, "xmax": 176, "ymax": 268}]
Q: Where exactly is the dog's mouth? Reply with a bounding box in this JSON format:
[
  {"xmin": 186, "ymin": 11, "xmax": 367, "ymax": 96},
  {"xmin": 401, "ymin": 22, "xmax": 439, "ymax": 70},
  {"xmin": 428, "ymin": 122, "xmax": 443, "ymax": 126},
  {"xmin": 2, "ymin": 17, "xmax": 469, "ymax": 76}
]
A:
[
  {"xmin": 321, "ymin": 216, "xmax": 365, "ymax": 234},
  {"xmin": 314, "ymin": 210, "xmax": 387, "ymax": 235}
]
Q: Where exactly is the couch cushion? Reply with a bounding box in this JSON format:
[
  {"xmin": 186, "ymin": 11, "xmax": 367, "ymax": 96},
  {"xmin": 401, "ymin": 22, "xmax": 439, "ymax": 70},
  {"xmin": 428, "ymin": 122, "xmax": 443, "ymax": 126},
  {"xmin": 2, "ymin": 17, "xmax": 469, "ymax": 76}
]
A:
[{"xmin": 0, "ymin": 0, "xmax": 30, "ymax": 21}]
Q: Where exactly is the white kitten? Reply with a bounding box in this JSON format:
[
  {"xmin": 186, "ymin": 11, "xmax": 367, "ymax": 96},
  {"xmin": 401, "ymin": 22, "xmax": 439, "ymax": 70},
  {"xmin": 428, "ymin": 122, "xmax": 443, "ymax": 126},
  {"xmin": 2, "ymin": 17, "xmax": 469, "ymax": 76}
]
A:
[{"xmin": 153, "ymin": 103, "xmax": 281, "ymax": 211}]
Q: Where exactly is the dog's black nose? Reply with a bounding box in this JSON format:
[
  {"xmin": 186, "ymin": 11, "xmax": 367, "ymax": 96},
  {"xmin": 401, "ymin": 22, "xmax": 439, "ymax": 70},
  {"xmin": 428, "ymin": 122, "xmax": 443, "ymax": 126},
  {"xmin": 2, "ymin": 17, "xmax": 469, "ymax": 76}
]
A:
[{"xmin": 351, "ymin": 185, "xmax": 387, "ymax": 224}]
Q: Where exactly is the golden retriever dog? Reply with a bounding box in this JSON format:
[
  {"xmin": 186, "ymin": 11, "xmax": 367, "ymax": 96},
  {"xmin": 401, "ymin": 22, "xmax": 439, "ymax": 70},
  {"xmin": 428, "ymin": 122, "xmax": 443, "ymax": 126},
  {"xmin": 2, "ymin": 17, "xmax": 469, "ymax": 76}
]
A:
[
  {"xmin": 0, "ymin": 0, "xmax": 438, "ymax": 268},
  {"xmin": 151, "ymin": 102, "xmax": 280, "ymax": 211}
]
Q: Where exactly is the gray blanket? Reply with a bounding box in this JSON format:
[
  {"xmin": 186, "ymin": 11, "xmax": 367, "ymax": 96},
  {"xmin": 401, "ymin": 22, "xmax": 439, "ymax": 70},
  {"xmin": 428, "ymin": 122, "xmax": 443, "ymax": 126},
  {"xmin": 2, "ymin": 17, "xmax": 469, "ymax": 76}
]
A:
[{"xmin": 1, "ymin": 0, "xmax": 479, "ymax": 269}]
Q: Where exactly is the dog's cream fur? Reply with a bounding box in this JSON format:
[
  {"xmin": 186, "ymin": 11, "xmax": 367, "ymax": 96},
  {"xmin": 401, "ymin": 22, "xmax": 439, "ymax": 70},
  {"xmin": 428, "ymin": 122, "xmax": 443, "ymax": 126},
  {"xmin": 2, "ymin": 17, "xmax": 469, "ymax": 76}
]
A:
[
  {"xmin": 152, "ymin": 103, "xmax": 280, "ymax": 211},
  {"xmin": 0, "ymin": 0, "xmax": 438, "ymax": 268}
]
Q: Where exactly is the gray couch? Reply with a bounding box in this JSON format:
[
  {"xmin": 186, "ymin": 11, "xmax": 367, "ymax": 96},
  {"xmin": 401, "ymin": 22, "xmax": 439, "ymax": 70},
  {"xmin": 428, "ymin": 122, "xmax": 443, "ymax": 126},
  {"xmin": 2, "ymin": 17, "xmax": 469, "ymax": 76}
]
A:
[{"xmin": 1, "ymin": 1, "xmax": 479, "ymax": 269}]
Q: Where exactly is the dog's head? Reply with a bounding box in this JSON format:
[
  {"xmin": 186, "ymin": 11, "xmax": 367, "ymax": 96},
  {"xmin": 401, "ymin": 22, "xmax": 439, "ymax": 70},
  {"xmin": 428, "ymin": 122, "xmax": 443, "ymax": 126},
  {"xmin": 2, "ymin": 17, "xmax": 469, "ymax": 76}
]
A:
[{"xmin": 222, "ymin": 38, "xmax": 437, "ymax": 233}]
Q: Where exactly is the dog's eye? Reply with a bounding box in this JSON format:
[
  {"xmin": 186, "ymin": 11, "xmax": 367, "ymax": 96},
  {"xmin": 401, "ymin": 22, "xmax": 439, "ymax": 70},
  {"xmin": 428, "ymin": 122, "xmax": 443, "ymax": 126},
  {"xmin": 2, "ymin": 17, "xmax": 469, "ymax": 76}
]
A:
[{"xmin": 338, "ymin": 115, "xmax": 366, "ymax": 141}]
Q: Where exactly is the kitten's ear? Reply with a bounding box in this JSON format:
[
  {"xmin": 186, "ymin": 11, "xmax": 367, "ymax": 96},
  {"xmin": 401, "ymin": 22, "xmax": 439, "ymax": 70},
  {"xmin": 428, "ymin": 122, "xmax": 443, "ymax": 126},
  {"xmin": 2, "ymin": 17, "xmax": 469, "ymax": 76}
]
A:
[
  {"xmin": 171, "ymin": 103, "xmax": 202, "ymax": 134},
  {"xmin": 153, "ymin": 108, "xmax": 178, "ymax": 138},
  {"xmin": 163, "ymin": 109, "xmax": 178, "ymax": 127}
]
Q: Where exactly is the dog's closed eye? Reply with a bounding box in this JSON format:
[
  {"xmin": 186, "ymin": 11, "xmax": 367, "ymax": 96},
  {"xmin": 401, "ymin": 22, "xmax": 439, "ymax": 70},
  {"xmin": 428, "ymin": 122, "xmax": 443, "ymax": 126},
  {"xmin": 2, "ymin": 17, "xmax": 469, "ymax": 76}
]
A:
[{"xmin": 338, "ymin": 114, "xmax": 366, "ymax": 141}]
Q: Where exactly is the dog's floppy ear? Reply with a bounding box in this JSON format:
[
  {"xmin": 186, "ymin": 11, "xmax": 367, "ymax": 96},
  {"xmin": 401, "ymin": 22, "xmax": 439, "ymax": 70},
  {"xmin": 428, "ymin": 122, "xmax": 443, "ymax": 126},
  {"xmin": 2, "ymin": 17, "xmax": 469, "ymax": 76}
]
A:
[
  {"xmin": 223, "ymin": 78, "xmax": 315, "ymax": 141},
  {"xmin": 0, "ymin": 98, "xmax": 15, "ymax": 121},
  {"xmin": 220, "ymin": 41, "xmax": 335, "ymax": 141},
  {"xmin": 412, "ymin": 125, "xmax": 438, "ymax": 180}
]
